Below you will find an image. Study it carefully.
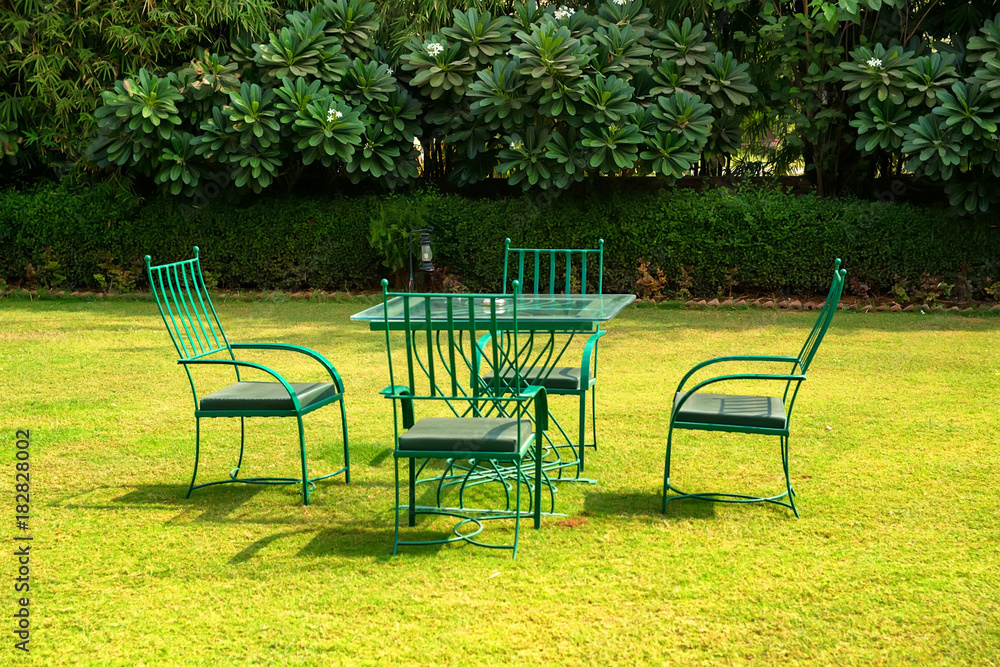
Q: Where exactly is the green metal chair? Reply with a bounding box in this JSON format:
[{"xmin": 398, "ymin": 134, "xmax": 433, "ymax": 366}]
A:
[
  {"xmin": 145, "ymin": 247, "xmax": 349, "ymax": 505},
  {"xmin": 378, "ymin": 281, "xmax": 548, "ymax": 558},
  {"xmin": 662, "ymin": 259, "xmax": 847, "ymax": 517},
  {"xmin": 483, "ymin": 238, "xmax": 605, "ymax": 473}
]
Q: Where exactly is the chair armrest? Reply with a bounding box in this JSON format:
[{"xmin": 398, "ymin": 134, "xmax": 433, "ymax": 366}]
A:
[
  {"xmin": 518, "ymin": 385, "xmax": 548, "ymax": 432},
  {"xmin": 580, "ymin": 329, "xmax": 607, "ymax": 385},
  {"xmin": 676, "ymin": 355, "xmax": 801, "ymax": 394},
  {"xmin": 380, "ymin": 386, "xmax": 415, "ymax": 428},
  {"xmin": 379, "ymin": 385, "xmax": 413, "ymax": 398},
  {"xmin": 474, "ymin": 331, "xmax": 498, "ymax": 373},
  {"xmin": 231, "ymin": 342, "xmax": 345, "ymax": 392},
  {"xmin": 179, "ymin": 358, "xmax": 302, "ymax": 411},
  {"xmin": 673, "ymin": 373, "xmax": 806, "ymax": 418}
]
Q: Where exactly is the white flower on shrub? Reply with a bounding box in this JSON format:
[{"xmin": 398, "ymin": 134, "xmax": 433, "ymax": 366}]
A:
[
  {"xmin": 612, "ymin": 0, "xmax": 628, "ymax": 5},
  {"xmin": 554, "ymin": 6, "xmax": 573, "ymax": 20},
  {"xmin": 867, "ymin": 57, "xmax": 883, "ymax": 68},
  {"xmin": 426, "ymin": 42, "xmax": 445, "ymax": 57},
  {"xmin": 387, "ymin": 67, "xmax": 394, "ymax": 76},
  {"xmin": 326, "ymin": 108, "xmax": 343, "ymax": 122},
  {"xmin": 509, "ymin": 141, "xmax": 523, "ymax": 151}
]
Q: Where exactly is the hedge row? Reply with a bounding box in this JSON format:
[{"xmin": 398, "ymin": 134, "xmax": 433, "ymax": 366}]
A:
[{"xmin": 2, "ymin": 182, "xmax": 999, "ymax": 297}]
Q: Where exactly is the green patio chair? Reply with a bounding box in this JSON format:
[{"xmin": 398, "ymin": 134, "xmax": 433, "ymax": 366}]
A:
[
  {"xmin": 145, "ymin": 247, "xmax": 349, "ymax": 505},
  {"xmin": 482, "ymin": 238, "xmax": 605, "ymax": 473},
  {"xmin": 378, "ymin": 281, "xmax": 548, "ymax": 558},
  {"xmin": 662, "ymin": 259, "xmax": 847, "ymax": 517}
]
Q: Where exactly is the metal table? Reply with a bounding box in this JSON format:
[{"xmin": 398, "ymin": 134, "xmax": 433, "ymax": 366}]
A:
[
  {"xmin": 351, "ymin": 294, "xmax": 636, "ymax": 332},
  {"xmin": 351, "ymin": 293, "xmax": 635, "ymax": 514}
]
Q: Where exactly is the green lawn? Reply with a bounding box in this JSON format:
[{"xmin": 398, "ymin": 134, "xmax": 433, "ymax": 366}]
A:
[{"xmin": 2, "ymin": 298, "xmax": 998, "ymax": 665}]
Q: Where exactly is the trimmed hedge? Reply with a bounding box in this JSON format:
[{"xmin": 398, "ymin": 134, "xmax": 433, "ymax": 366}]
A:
[{"xmin": 2, "ymin": 182, "xmax": 999, "ymax": 297}]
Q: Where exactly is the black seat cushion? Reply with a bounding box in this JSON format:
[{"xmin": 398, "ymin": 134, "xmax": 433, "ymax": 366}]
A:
[
  {"xmin": 673, "ymin": 392, "xmax": 787, "ymax": 430},
  {"xmin": 397, "ymin": 418, "xmax": 533, "ymax": 453},
  {"xmin": 200, "ymin": 381, "xmax": 339, "ymax": 412},
  {"xmin": 482, "ymin": 366, "xmax": 583, "ymax": 391}
]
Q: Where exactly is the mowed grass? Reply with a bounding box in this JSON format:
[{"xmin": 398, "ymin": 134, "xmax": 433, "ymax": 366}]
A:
[{"xmin": 1, "ymin": 297, "xmax": 998, "ymax": 665}]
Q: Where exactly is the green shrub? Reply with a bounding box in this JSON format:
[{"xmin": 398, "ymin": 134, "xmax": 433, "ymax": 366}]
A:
[{"xmin": 1, "ymin": 181, "xmax": 998, "ymax": 297}]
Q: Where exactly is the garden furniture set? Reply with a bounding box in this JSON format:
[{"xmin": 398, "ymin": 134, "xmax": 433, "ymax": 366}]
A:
[{"xmin": 145, "ymin": 245, "xmax": 846, "ymax": 558}]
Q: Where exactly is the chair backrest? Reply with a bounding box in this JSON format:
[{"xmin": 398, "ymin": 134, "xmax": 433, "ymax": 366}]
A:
[
  {"xmin": 502, "ymin": 238, "xmax": 604, "ymax": 295},
  {"xmin": 381, "ymin": 280, "xmax": 527, "ymax": 417},
  {"xmin": 145, "ymin": 246, "xmax": 232, "ymax": 361},
  {"xmin": 797, "ymin": 259, "xmax": 847, "ymax": 373}
]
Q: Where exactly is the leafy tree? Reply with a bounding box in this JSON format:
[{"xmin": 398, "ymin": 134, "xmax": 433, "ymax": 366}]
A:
[
  {"xmin": 400, "ymin": 1, "xmax": 752, "ymax": 190},
  {"xmin": 70, "ymin": 0, "xmax": 1000, "ymax": 212},
  {"xmin": 0, "ymin": 0, "xmax": 293, "ymax": 177}
]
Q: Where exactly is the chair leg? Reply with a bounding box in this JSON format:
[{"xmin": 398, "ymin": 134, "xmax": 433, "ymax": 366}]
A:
[
  {"xmin": 591, "ymin": 386, "xmax": 598, "ymax": 450},
  {"xmin": 783, "ymin": 436, "xmax": 797, "ymax": 497},
  {"xmin": 663, "ymin": 429, "xmax": 799, "ymax": 517},
  {"xmin": 408, "ymin": 457, "xmax": 417, "ymax": 527},
  {"xmin": 231, "ymin": 416, "xmax": 246, "ymax": 480},
  {"xmin": 662, "ymin": 424, "xmax": 675, "ymax": 514},
  {"xmin": 393, "ymin": 457, "xmax": 401, "ymax": 556},
  {"xmin": 187, "ymin": 417, "xmax": 201, "ymax": 499},
  {"xmin": 339, "ymin": 398, "xmax": 351, "ymax": 484},
  {"xmin": 577, "ymin": 393, "xmax": 587, "ymax": 474},
  {"xmin": 534, "ymin": 435, "xmax": 543, "ymax": 530},
  {"xmin": 512, "ymin": 459, "xmax": 523, "ymax": 560},
  {"xmin": 782, "ymin": 436, "xmax": 799, "ymax": 518},
  {"xmin": 297, "ymin": 415, "xmax": 310, "ymax": 506}
]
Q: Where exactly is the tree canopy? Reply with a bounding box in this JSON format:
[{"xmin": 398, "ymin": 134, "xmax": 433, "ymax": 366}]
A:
[{"xmin": 2, "ymin": 0, "xmax": 998, "ymax": 212}]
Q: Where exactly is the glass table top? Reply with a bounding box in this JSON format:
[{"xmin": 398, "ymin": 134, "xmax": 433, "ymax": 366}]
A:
[{"xmin": 351, "ymin": 293, "xmax": 636, "ymax": 327}]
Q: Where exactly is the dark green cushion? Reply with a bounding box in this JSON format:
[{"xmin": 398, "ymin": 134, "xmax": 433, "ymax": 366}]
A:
[
  {"xmin": 483, "ymin": 366, "xmax": 583, "ymax": 391},
  {"xmin": 673, "ymin": 392, "xmax": 786, "ymax": 430},
  {"xmin": 200, "ymin": 381, "xmax": 339, "ymax": 412},
  {"xmin": 397, "ymin": 418, "xmax": 532, "ymax": 453}
]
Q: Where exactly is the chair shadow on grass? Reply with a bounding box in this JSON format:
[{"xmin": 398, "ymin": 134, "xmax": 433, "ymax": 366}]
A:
[
  {"xmin": 296, "ymin": 469, "xmax": 537, "ymax": 560},
  {"xmin": 296, "ymin": 526, "xmax": 409, "ymax": 560},
  {"xmin": 113, "ymin": 483, "xmax": 272, "ymax": 524},
  {"xmin": 52, "ymin": 483, "xmax": 276, "ymax": 528},
  {"xmin": 113, "ymin": 482, "xmax": 420, "ymax": 560},
  {"xmin": 224, "ymin": 525, "xmax": 395, "ymax": 563},
  {"xmin": 54, "ymin": 461, "xmax": 519, "ymax": 561},
  {"xmin": 230, "ymin": 514, "xmax": 453, "ymax": 562},
  {"xmin": 584, "ymin": 489, "xmax": 805, "ymax": 520},
  {"xmin": 367, "ymin": 447, "xmax": 393, "ymax": 468},
  {"xmin": 57, "ymin": 480, "xmax": 367, "ymax": 523},
  {"xmin": 104, "ymin": 483, "xmax": 400, "ymax": 560},
  {"xmin": 582, "ymin": 490, "xmax": 717, "ymax": 520},
  {"xmin": 220, "ymin": 520, "xmax": 399, "ymax": 563}
]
